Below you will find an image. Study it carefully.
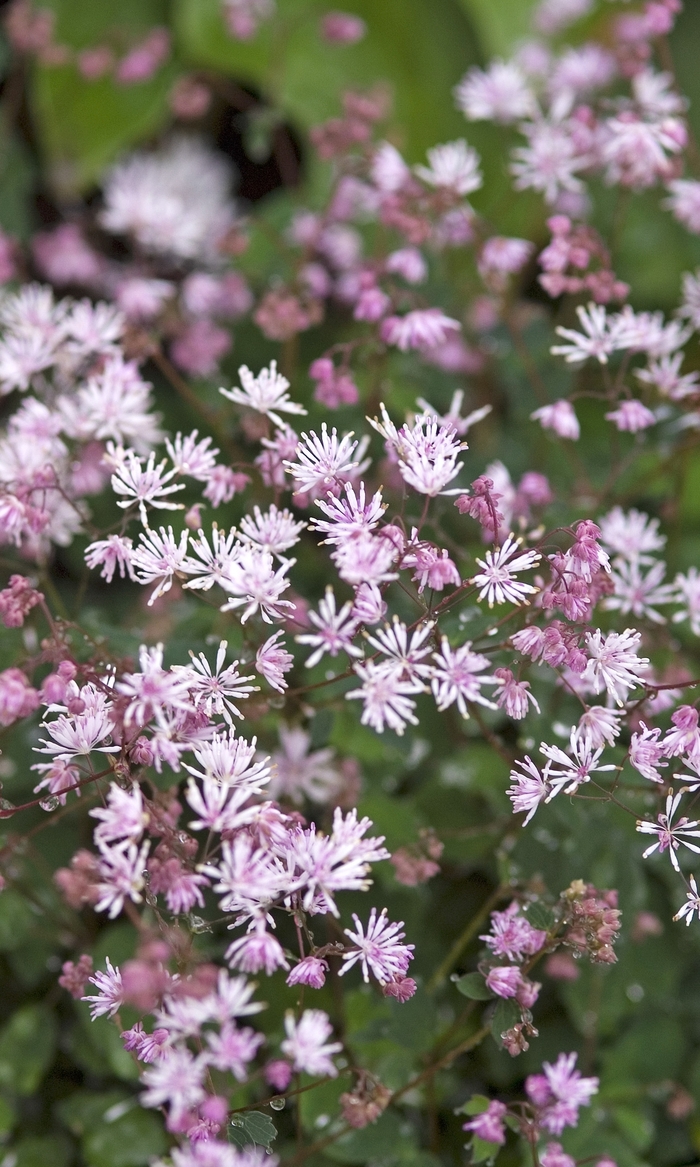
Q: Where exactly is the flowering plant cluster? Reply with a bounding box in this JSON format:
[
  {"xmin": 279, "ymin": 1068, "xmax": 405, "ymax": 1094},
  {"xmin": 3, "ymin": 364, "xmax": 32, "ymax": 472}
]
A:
[{"xmin": 1, "ymin": 1, "xmax": 700, "ymax": 1167}]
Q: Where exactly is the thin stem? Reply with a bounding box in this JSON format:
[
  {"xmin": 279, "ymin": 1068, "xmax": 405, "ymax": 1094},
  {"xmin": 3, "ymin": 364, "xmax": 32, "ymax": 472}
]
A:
[{"xmin": 426, "ymin": 885, "xmax": 507, "ymax": 993}]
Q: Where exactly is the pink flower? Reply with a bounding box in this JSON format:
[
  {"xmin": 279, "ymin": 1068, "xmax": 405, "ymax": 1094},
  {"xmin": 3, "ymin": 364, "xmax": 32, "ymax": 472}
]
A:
[
  {"xmin": 382, "ymin": 976, "xmax": 417, "ymax": 1002},
  {"xmin": 541, "ymin": 1143, "xmax": 576, "ymax": 1167},
  {"xmin": 205, "ymin": 1023, "xmax": 264, "ymax": 1079},
  {"xmin": 171, "ymin": 320, "xmax": 231, "ymax": 377},
  {"xmin": 225, "ymin": 924, "xmax": 289, "ymax": 975},
  {"xmin": 0, "ymin": 574, "xmax": 43, "ymax": 627},
  {"xmin": 486, "ymin": 965, "xmax": 522, "ymax": 998},
  {"xmin": 321, "ymin": 11, "xmax": 366, "ymax": 43},
  {"xmin": 605, "ymin": 400, "xmax": 656, "ymax": 432},
  {"xmin": 32, "ymin": 224, "xmax": 104, "ymax": 287},
  {"xmin": 381, "ymin": 309, "xmax": 461, "ymax": 352},
  {"xmin": 463, "ymin": 1100, "xmax": 507, "ymax": 1145},
  {"xmin": 495, "ymin": 668, "xmax": 540, "ymax": 719},
  {"xmin": 531, "ymin": 400, "xmax": 580, "ymax": 440},
  {"xmin": 482, "ymin": 902, "xmax": 547, "ymax": 961},
  {"xmin": 286, "ymin": 956, "xmax": 329, "ymax": 989},
  {"xmin": 256, "ymin": 631, "xmax": 294, "ymax": 692},
  {"xmin": 340, "ymin": 907, "xmax": 414, "ymax": 984},
  {"xmin": 115, "ymin": 28, "xmax": 170, "ymax": 85},
  {"xmin": 526, "ymin": 1052, "xmax": 599, "ymax": 1135},
  {"xmin": 0, "ymin": 667, "xmax": 39, "ymax": 726},
  {"xmin": 265, "ymin": 1060, "xmax": 293, "ymax": 1091}
]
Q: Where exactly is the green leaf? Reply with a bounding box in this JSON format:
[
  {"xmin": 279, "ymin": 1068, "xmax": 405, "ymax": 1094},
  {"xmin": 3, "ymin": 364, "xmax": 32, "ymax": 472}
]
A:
[
  {"xmin": 454, "ymin": 972, "xmax": 493, "ymax": 1000},
  {"xmin": 31, "ymin": 62, "xmax": 177, "ymax": 196},
  {"xmin": 29, "ymin": 0, "xmax": 176, "ymax": 195},
  {"xmin": 84, "ymin": 1106, "xmax": 168, "ymax": 1167},
  {"xmin": 299, "ymin": 1075, "xmax": 350, "ymax": 1134},
  {"xmin": 489, "ymin": 999, "xmax": 521, "ymax": 1046},
  {"xmin": 0, "ymin": 1005, "xmax": 57, "ymax": 1095},
  {"xmin": 611, "ymin": 1106, "xmax": 655, "ymax": 1154},
  {"xmin": 326, "ymin": 1109, "xmax": 404, "ymax": 1164},
  {"xmin": 525, "ymin": 902, "xmax": 556, "ymax": 931},
  {"xmin": 458, "ymin": 1095, "xmax": 491, "ymax": 1117},
  {"xmin": 0, "ymin": 889, "xmax": 35, "ymax": 951},
  {"xmin": 174, "ymin": 0, "xmax": 480, "ymax": 161},
  {"xmin": 470, "ymin": 1134, "xmax": 500, "ymax": 1163},
  {"xmin": 458, "ymin": 0, "xmax": 537, "ymax": 56},
  {"xmin": 0, "ymin": 132, "xmax": 36, "ymax": 240},
  {"xmin": 229, "ymin": 1112, "xmax": 277, "ymax": 1149},
  {"xmin": 11, "ymin": 1136, "xmax": 71, "ymax": 1167},
  {"xmin": 0, "ymin": 1094, "xmax": 16, "ymax": 1136}
]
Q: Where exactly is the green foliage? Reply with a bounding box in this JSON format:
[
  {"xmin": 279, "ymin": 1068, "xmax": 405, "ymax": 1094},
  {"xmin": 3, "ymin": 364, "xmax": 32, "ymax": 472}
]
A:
[
  {"xmin": 57, "ymin": 1092, "xmax": 167, "ymax": 1167},
  {"xmin": 0, "ymin": 1006, "xmax": 57, "ymax": 1095}
]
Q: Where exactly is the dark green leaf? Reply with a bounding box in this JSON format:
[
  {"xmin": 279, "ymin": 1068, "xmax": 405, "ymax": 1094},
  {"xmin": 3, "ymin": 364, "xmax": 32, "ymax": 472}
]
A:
[
  {"xmin": 12, "ymin": 1136, "xmax": 71, "ymax": 1167},
  {"xmin": 489, "ymin": 999, "xmax": 521, "ymax": 1046},
  {"xmin": 454, "ymin": 972, "xmax": 493, "ymax": 1000},
  {"xmin": 0, "ymin": 1006, "xmax": 57, "ymax": 1095},
  {"xmin": 525, "ymin": 902, "xmax": 556, "ymax": 931},
  {"xmin": 229, "ymin": 1112, "xmax": 277, "ymax": 1149}
]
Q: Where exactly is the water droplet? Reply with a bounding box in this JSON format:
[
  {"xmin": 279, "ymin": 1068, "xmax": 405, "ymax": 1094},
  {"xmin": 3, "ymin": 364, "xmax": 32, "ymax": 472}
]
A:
[
  {"xmin": 269, "ymin": 1097, "xmax": 285, "ymax": 1111},
  {"xmin": 0, "ymin": 800, "xmax": 16, "ymax": 817},
  {"xmin": 189, "ymin": 915, "xmax": 212, "ymax": 933},
  {"xmin": 145, "ymin": 892, "xmax": 158, "ymax": 907},
  {"xmin": 39, "ymin": 796, "xmax": 59, "ymax": 812}
]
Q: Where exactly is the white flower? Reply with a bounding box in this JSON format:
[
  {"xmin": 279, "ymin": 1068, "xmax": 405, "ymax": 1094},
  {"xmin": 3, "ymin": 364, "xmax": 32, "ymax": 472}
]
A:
[
  {"xmin": 598, "ymin": 507, "xmax": 665, "ymax": 564},
  {"xmin": 430, "ymin": 637, "xmax": 497, "ymax": 718},
  {"xmin": 414, "ymin": 140, "xmax": 482, "ymax": 195},
  {"xmin": 100, "ymin": 135, "xmax": 235, "ymax": 261},
  {"xmin": 346, "ymin": 661, "xmax": 423, "ymax": 735},
  {"xmin": 220, "ymin": 361, "xmax": 306, "ymax": 426},
  {"xmin": 284, "ymin": 425, "xmax": 364, "ymax": 495},
  {"xmin": 551, "ymin": 303, "xmax": 617, "ymax": 365},
  {"xmin": 131, "ymin": 526, "xmax": 190, "ymax": 605},
  {"xmin": 472, "ymin": 534, "xmax": 540, "ymax": 606},
  {"xmin": 111, "ymin": 449, "xmax": 185, "ymax": 527},
  {"xmin": 604, "ymin": 559, "xmax": 675, "ymax": 624},
  {"xmin": 637, "ymin": 792, "xmax": 700, "ymax": 872},
  {"xmin": 296, "ymin": 587, "xmax": 362, "ymax": 668},
  {"xmin": 455, "ymin": 60, "xmax": 536, "ymax": 124},
  {"xmin": 583, "ymin": 628, "xmax": 649, "ymax": 705},
  {"xmin": 540, "ymin": 730, "xmax": 616, "ymax": 798},
  {"xmin": 674, "ymin": 875, "xmax": 700, "ymax": 925},
  {"xmin": 281, "ymin": 1009, "xmax": 342, "ymax": 1077}
]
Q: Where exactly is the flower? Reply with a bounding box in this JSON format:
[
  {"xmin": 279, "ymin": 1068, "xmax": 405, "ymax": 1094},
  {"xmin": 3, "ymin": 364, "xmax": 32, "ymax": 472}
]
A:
[
  {"xmin": 339, "ymin": 907, "xmax": 414, "ymax": 984},
  {"xmin": 281, "ymin": 1009, "xmax": 342, "ymax": 1076},
  {"xmin": 284, "ymin": 425, "xmax": 365, "ymax": 495},
  {"xmin": 414, "ymin": 140, "xmax": 482, "ymax": 195},
  {"xmin": 637, "ymin": 791, "xmax": 700, "ymax": 872},
  {"xmin": 531, "ymin": 400, "xmax": 580, "ymax": 440},
  {"xmin": 508, "ymin": 756, "xmax": 550, "ymax": 824},
  {"xmin": 82, "ymin": 958, "xmax": 124, "ymax": 1019},
  {"xmin": 380, "ymin": 309, "xmax": 461, "ymax": 353},
  {"xmin": 583, "ymin": 627, "xmax": 649, "ymax": 705},
  {"xmin": 455, "ymin": 60, "xmax": 535, "ymax": 123},
  {"xmin": 430, "ymin": 637, "xmax": 497, "ymax": 718},
  {"xmin": 346, "ymin": 661, "xmax": 422, "ymax": 735},
  {"xmin": 674, "ymin": 875, "xmax": 700, "ymax": 925},
  {"xmin": 296, "ymin": 587, "xmax": 362, "ymax": 667},
  {"xmin": 472, "ymin": 535, "xmax": 541, "ymax": 606},
  {"xmin": 220, "ymin": 362, "xmax": 307, "ymax": 427},
  {"xmin": 100, "ymin": 135, "xmax": 235, "ymax": 261},
  {"xmin": 463, "ymin": 1100, "xmax": 508, "ymax": 1145}
]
